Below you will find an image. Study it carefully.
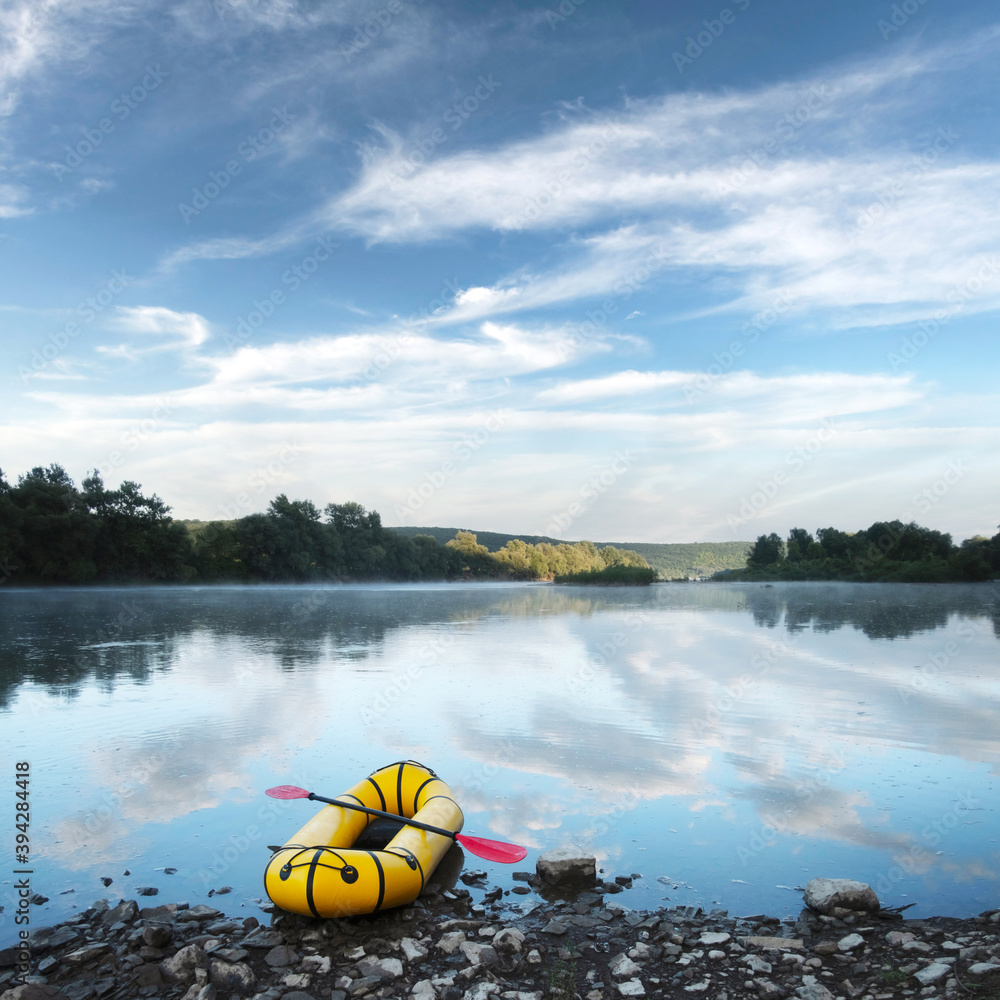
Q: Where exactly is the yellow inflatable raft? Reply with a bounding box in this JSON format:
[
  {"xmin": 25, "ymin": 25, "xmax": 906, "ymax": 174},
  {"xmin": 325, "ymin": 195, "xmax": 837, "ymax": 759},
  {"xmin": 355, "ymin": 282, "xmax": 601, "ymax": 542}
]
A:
[{"xmin": 264, "ymin": 760, "xmax": 464, "ymax": 917}]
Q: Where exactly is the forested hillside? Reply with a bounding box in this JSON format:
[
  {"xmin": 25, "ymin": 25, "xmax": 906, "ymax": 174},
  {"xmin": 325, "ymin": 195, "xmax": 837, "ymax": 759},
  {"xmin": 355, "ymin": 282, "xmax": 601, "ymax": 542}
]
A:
[{"xmin": 389, "ymin": 527, "xmax": 751, "ymax": 577}]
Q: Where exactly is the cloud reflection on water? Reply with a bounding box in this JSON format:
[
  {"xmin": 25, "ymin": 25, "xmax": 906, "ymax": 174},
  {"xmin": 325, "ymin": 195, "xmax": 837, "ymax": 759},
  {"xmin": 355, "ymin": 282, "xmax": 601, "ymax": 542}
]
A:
[{"xmin": 1, "ymin": 581, "xmax": 997, "ymax": 929}]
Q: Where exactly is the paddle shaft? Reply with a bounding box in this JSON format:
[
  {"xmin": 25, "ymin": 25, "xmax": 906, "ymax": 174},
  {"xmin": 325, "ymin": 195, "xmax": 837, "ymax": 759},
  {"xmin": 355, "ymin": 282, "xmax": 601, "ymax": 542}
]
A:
[{"xmin": 308, "ymin": 792, "xmax": 459, "ymax": 840}]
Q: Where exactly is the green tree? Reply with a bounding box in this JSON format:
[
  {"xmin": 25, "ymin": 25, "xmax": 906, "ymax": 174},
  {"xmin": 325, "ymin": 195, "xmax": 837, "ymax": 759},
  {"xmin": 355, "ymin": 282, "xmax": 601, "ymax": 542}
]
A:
[
  {"xmin": 747, "ymin": 532, "xmax": 785, "ymax": 567},
  {"xmin": 10, "ymin": 465, "xmax": 97, "ymax": 581},
  {"xmin": 786, "ymin": 528, "xmax": 813, "ymax": 563},
  {"xmin": 83, "ymin": 473, "xmax": 192, "ymax": 580}
]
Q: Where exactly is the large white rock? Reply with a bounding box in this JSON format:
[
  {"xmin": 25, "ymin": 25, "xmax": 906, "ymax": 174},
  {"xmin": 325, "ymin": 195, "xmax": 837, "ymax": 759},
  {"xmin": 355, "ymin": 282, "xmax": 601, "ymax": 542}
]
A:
[
  {"xmin": 536, "ymin": 846, "xmax": 597, "ymax": 884},
  {"xmin": 803, "ymin": 878, "xmax": 879, "ymax": 915},
  {"xmin": 609, "ymin": 953, "xmax": 642, "ymax": 978},
  {"xmin": 913, "ymin": 963, "xmax": 951, "ymax": 985},
  {"xmin": 618, "ymin": 980, "xmax": 646, "ymax": 997}
]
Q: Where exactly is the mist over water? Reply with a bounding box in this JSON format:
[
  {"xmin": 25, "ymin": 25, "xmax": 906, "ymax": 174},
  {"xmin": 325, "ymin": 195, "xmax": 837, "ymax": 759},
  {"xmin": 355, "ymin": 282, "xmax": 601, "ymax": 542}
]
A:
[{"xmin": 2, "ymin": 581, "xmax": 997, "ymax": 946}]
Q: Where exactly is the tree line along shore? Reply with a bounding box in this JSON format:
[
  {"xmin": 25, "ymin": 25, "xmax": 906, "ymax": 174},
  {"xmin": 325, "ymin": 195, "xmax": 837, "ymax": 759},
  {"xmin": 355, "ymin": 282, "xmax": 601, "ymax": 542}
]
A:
[
  {"xmin": 0, "ymin": 464, "xmax": 995, "ymax": 586},
  {"xmin": 0, "ymin": 465, "xmax": 651, "ymax": 585},
  {"xmin": 723, "ymin": 523, "xmax": 1000, "ymax": 583}
]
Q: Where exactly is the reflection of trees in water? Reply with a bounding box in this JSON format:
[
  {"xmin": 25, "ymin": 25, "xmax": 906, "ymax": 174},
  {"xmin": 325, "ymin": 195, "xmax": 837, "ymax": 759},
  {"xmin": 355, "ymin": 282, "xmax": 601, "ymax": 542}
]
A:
[
  {"xmin": 738, "ymin": 583, "xmax": 997, "ymax": 639},
  {"xmin": 3, "ymin": 582, "xmax": 997, "ymax": 709}
]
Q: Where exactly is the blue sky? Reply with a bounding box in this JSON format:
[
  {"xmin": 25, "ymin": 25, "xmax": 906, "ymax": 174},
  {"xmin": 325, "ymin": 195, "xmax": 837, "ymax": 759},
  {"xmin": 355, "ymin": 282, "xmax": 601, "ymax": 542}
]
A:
[{"xmin": 2, "ymin": 0, "xmax": 998, "ymax": 543}]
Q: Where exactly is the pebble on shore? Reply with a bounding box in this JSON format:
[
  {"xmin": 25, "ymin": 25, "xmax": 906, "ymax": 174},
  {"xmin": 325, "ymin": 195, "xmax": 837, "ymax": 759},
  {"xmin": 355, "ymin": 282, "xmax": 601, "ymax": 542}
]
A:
[{"xmin": 1, "ymin": 872, "xmax": 998, "ymax": 1000}]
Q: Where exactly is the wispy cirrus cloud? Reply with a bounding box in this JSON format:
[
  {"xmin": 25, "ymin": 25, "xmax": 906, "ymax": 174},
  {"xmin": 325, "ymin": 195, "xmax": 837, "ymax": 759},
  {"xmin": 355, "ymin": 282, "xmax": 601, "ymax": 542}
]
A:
[{"xmin": 155, "ymin": 28, "xmax": 1000, "ymax": 334}]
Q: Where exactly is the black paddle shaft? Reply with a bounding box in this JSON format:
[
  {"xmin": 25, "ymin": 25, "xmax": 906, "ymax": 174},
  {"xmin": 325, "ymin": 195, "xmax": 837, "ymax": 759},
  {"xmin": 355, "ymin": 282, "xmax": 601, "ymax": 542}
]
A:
[{"xmin": 308, "ymin": 792, "xmax": 458, "ymax": 840}]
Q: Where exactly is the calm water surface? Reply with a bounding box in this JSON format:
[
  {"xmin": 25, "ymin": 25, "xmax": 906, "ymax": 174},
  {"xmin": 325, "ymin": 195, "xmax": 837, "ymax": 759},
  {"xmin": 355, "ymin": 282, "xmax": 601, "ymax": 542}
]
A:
[{"xmin": 1, "ymin": 581, "xmax": 998, "ymax": 946}]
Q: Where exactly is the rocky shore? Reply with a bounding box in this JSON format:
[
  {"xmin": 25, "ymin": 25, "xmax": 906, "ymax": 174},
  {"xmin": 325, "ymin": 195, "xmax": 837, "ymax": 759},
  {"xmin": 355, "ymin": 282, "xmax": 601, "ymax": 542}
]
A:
[{"xmin": 2, "ymin": 870, "xmax": 998, "ymax": 1000}]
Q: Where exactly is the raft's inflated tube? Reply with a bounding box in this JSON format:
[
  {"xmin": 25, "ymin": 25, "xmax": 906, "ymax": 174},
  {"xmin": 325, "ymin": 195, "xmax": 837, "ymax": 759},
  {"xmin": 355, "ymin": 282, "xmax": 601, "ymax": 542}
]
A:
[{"xmin": 264, "ymin": 760, "xmax": 464, "ymax": 917}]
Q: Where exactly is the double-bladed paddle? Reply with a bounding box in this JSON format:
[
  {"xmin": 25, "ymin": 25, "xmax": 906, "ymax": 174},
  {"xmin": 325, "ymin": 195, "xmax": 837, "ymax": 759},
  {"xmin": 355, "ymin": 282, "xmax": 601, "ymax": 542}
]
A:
[{"xmin": 265, "ymin": 785, "xmax": 528, "ymax": 863}]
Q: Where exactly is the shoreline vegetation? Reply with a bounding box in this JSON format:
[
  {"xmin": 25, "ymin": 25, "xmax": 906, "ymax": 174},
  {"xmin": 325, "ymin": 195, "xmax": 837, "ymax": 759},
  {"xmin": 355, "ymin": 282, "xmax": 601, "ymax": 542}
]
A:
[
  {"xmin": 716, "ymin": 524, "xmax": 1000, "ymax": 584},
  {"xmin": 0, "ymin": 465, "xmax": 651, "ymax": 586},
  {"xmin": 0, "ymin": 465, "xmax": 995, "ymax": 587}
]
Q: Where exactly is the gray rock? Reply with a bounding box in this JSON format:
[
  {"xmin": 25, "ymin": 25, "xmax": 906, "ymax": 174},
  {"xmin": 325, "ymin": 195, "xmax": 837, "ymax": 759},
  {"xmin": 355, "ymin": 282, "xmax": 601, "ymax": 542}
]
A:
[
  {"xmin": 744, "ymin": 956, "xmax": 773, "ymax": 974},
  {"xmin": 31, "ymin": 925, "xmax": 82, "ymax": 953},
  {"xmin": 100, "ymin": 900, "xmax": 138, "ymax": 926},
  {"xmin": 458, "ymin": 942, "xmax": 498, "ymax": 967},
  {"xmin": 0, "ymin": 986, "xmax": 74, "ymax": 1000},
  {"xmin": 160, "ymin": 943, "xmax": 207, "ymax": 984},
  {"xmin": 62, "ymin": 943, "xmax": 111, "ymax": 966},
  {"xmin": 208, "ymin": 958, "xmax": 256, "ymax": 990},
  {"xmin": 264, "ymin": 944, "xmax": 298, "ymax": 967},
  {"xmin": 536, "ymin": 846, "xmax": 597, "ymax": 885},
  {"xmin": 913, "ymin": 963, "xmax": 951, "ymax": 985},
  {"xmin": 795, "ymin": 977, "xmax": 836, "ymax": 1000},
  {"xmin": 400, "ymin": 937, "xmax": 429, "ymax": 961},
  {"xmin": 700, "ymin": 932, "xmax": 731, "ymax": 946},
  {"xmin": 179, "ymin": 986, "xmax": 216, "ymax": 1000},
  {"xmin": 968, "ymin": 963, "xmax": 1000, "ymax": 976},
  {"xmin": 358, "ymin": 956, "xmax": 404, "ymax": 980},
  {"xmin": 436, "ymin": 930, "xmax": 466, "ymax": 954},
  {"xmin": 241, "ymin": 927, "xmax": 283, "ymax": 949},
  {"xmin": 204, "ymin": 919, "xmax": 241, "ymax": 935},
  {"xmin": 838, "ymin": 934, "xmax": 864, "ymax": 952},
  {"xmin": 142, "ymin": 921, "xmax": 173, "ymax": 948},
  {"xmin": 802, "ymin": 879, "xmax": 879, "ymax": 916},
  {"xmin": 346, "ymin": 975, "xmax": 382, "ymax": 997},
  {"xmin": 755, "ymin": 979, "xmax": 785, "ymax": 1000},
  {"xmin": 283, "ymin": 993, "xmax": 317, "ymax": 1000},
  {"xmin": 176, "ymin": 904, "xmax": 223, "ymax": 922},
  {"xmin": 885, "ymin": 931, "xmax": 915, "ymax": 946}
]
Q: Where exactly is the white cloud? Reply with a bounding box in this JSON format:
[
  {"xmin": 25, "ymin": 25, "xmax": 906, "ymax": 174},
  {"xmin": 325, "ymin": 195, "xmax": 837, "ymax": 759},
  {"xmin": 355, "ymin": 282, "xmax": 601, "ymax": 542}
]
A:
[{"xmin": 104, "ymin": 305, "xmax": 212, "ymax": 356}]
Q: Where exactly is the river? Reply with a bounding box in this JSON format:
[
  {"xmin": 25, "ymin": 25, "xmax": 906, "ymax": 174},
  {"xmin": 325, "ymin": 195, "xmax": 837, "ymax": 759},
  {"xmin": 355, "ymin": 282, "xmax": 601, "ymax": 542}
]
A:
[{"xmin": 1, "ymin": 580, "xmax": 997, "ymax": 946}]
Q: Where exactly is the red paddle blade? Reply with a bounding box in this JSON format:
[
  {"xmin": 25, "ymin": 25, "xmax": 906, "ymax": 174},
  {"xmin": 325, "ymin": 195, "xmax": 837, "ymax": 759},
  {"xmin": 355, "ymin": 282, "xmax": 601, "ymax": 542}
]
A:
[
  {"xmin": 266, "ymin": 785, "xmax": 311, "ymax": 799},
  {"xmin": 456, "ymin": 833, "xmax": 527, "ymax": 864}
]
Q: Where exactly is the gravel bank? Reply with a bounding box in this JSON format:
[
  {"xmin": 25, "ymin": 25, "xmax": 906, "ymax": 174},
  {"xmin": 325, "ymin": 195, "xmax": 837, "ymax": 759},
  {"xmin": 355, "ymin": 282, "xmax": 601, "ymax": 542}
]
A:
[{"xmin": 2, "ymin": 875, "xmax": 999, "ymax": 1000}]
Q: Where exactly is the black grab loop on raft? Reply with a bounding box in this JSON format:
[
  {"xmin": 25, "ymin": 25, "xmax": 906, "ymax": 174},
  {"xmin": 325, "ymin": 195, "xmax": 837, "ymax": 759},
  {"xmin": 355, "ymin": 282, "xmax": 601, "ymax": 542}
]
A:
[{"xmin": 277, "ymin": 845, "xmax": 360, "ymax": 882}]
